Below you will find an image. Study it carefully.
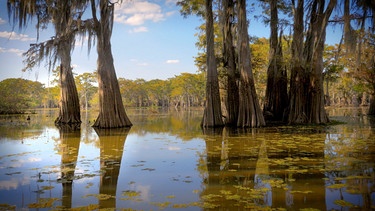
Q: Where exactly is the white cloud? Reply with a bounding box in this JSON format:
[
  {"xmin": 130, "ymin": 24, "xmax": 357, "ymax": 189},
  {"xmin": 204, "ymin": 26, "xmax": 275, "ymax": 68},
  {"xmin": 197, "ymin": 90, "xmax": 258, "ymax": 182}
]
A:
[
  {"xmin": 168, "ymin": 146, "xmax": 181, "ymax": 151},
  {"xmin": 166, "ymin": 59, "xmax": 179, "ymax": 64},
  {"xmin": 165, "ymin": 0, "xmax": 178, "ymax": 5},
  {"xmin": 166, "ymin": 11, "xmax": 176, "ymax": 17},
  {"xmin": 129, "ymin": 26, "xmax": 148, "ymax": 33},
  {"xmin": 0, "ymin": 178, "xmax": 18, "ymax": 190},
  {"xmin": 114, "ymin": 1, "xmax": 168, "ymax": 26},
  {"xmin": 0, "ymin": 47, "xmax": 24, "ymax": 56},
  {"xmin": 0, "ymin": 18, "xmax": 5, "ymax": 25},
  {"xmin": 0, "ymin": 31, "xmax": 35, "ymax": 42}
]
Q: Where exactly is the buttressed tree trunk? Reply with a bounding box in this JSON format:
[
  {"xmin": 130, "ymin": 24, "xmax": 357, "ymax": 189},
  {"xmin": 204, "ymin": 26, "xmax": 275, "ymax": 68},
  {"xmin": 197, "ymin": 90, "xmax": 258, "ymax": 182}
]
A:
[
  {"xmin": 288, "ymin": 0, "xmax": 334, "ymax": 124},
  {"xmin": 55, "ymin": 62, "xmax": 81, "ymax": 125},
  {"xmin": 55, "ymin": 2, "xmax": 81, "ymax": 125},
  {"xmin": 306, "ymin": 0, "xmax": 334, "ymax": 124},
  {"xmin": 201, "ymin": 0, "xmax": 224, "ymax": 127},
  {"xmin": 263, "ymin": 0, "xmax": 288, "ymax": 121},
  {"xmin": 222, "ymin": 0, "xmax": 239, "ymax": 126},
  {"xmin": 288, "ymin": 0, "xmax": 308, "ymax": 124},
  {"xmin": 236, "ymin": 0, "xmax": 265, "ymax": 128},
  {"xmin": 92, "ymin": 0, "xmax": 132, "ymax": 128}
]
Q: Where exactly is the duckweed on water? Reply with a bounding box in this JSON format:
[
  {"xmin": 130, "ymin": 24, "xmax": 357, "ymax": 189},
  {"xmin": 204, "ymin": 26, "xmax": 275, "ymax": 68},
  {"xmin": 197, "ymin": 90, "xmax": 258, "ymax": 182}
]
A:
[
  {"xmin": 83, "ymin": 193, "xmax": 114, "ymax": 200},
  {"xmin": 41, "ymin": 185, "xmax": 54, "ymax": 190},
  {"xmin": 150, "ymin": 201, "xmax": 171, "ymax": 209},
  {"xmin": 326, "ymin": 183, "xmax": 347, "ymax": 189},
  {"xmin": 0, "ymin": 204, "xmax": 16, "ymax": 210},
  {"xmin": 334, "ymin": 199, "xmax": 354, "ymax": 207},
  {"xmin": 28, "ymin": 198, "xmax": 58, "ymax": 208}
]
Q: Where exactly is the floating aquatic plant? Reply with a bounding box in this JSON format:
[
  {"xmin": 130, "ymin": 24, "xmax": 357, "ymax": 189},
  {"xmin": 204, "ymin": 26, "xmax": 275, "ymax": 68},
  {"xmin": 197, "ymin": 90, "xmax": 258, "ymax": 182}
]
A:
[
  {"xmin": 83, "ymin": 194, "xmax": 114, "ymax": 200},
  {"xmin": 150, "ymin": 201, "xmax": 171, "ymax": 209},
  {"xmin": 28, "ymin": 198, "xmax": 58, "ymax": 208},
  {"xmin": 0, "ymin": 203, "xmax": 16, "ymax": 210},
  {"xmin": 334, "ymin": 199, "xmax": 353, "ymax": 207},
  {"xmin": 122, "ymin": 190, "xmax": 141, "ymax": 198},
  {"xmin": 326, "ymin": 183, "xmax": 346, "ymax": 189}
]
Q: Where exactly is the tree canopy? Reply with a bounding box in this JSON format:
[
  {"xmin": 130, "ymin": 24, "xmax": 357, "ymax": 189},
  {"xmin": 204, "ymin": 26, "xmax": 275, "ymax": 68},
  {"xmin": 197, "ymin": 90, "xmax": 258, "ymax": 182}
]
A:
[{"xmin": 0, "ymin": 78, "xmax": 45, "ymax": 114}]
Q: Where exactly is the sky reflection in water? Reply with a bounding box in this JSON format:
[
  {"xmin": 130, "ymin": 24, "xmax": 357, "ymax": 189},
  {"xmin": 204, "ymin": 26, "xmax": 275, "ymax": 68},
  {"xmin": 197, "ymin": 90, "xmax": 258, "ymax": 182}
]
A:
[{"xmin": 0, "ymin": 108, "xmax": 374, "ymax": 210}]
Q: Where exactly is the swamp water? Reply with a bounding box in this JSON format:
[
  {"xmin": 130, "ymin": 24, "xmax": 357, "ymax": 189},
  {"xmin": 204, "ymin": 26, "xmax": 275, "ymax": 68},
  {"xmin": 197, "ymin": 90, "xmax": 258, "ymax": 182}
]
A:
[{"xmin": 0, "ymin": 108, "xmax": 374, "ymax": 210}]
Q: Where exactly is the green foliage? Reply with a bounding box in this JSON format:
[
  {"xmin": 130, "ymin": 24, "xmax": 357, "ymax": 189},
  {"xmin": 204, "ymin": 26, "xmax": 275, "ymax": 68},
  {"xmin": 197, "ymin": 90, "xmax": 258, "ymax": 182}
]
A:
[
  {"xmin": 118, "ymin": 72, "xmax": 205, "ymax": 108},
  {"xmin": 170, "ymin": 72, "xmax": 205, "ymax": 107},
  {"xmin": 323, "ymin": 31, "xmax": 375, "ymax": 106},
  {"xmin": 250, "ymin": 37, "xmax": 269, "ymax": 103},
  {"xmin": 177, "ymin": 0, "xmax": 206, "ymax": 18},
  {"xmin": 75, "ymin": 72, "xmax": 97, "ymax": 110},
  {"xmin": 43, "ymin": 86, "xmax": 60, "ymax": 108},
  {"xmin": 0, "ymin": 78, "xmax": 45, "ymax": 114}
]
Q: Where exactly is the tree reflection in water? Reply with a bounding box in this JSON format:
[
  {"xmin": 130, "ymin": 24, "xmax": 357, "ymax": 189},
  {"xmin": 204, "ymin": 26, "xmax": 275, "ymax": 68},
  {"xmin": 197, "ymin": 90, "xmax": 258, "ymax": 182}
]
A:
[
  {"xmin": 56, "ymin": 123, "xmax": 81, "ymax": 209},
  {"xmin": 94, "ymin": 127, "xmax": 130, "ymax": 209},
  {"xmin": 324, "ymin": 115, "xmax": 375, "ymax": 209},
  {"xmin": 200, "ymin": 127, "xmax": 327, "ymax": 210}
]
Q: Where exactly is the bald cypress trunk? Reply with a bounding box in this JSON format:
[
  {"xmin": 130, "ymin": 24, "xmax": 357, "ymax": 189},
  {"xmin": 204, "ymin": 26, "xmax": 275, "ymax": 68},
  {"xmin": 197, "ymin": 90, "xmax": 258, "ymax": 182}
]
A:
[
  {"xmin": 288, "ymin": 0, "xmax": 334, "ymax": 124},
  {"xmin": 236, "ymin": 0, "xmax": 265, "ymax": 128},
  {"xmin": 55, "ymin": 2, "xmax": 81, "ymax": 125},
  {"xmin": 222, "ymin": 0, "xmax": 239, "ymax": 126},
  {"xmin": 201, "ymin": 0, "xmax": 224, "ymax": 128},
  {"xmin": 92, "ymin": 0, "xmax": 132, "ymax": 128},
  {"xmin": 288, "ymin": 0, "xmax": 309, "ymax": 124},
  {"xmin": 308, "ymin": 25, "xmax": 329, "ymax": 123},
  {"xmin": 263, "ymin": 0, "xmax": 288, "ymax": 121},
  {"xmin": 306, "ymin": 0, "xmax": 334, "ymax": 124},
  {"xmin": 55, "ymin": 58, "xmax": 81, "ymax": 125}
]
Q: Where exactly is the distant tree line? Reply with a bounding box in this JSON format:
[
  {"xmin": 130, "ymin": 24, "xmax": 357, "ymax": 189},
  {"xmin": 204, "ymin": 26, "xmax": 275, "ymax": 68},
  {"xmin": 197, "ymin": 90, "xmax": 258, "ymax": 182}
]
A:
[{"xmin": 0, "ymin": 71, "xmax": 205, "ymax": 114}]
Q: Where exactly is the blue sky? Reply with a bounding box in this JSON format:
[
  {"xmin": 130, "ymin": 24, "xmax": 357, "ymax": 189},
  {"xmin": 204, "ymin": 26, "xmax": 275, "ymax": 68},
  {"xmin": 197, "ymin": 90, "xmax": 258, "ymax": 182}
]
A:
[{"xmin": 0, "ymin": 0, "xmax": 341, "ymax": 86}]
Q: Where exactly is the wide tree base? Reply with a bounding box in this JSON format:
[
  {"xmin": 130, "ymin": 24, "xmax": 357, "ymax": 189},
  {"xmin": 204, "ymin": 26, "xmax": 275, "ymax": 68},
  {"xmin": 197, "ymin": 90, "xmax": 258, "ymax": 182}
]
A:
[
  {"xmin": 92, "ymin": 114, "xmax": 132, "ymax": 129},
  {"xmin": 55, "ymin": 116, "xmax": 81, "ymax": 126},
  {"xmin": 55, "ymin": 122, "xmax": 81, "ymax": 131}
]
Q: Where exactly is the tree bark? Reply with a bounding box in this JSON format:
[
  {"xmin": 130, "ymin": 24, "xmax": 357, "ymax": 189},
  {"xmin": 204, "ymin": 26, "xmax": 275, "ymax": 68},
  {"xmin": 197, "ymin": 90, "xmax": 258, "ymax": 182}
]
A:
[
  {"xmin": 288, "ymin": 0, "xmax": 308, "ymax": 124},
  {"xmin": 55, "ymin": 62, "xmax": 81, "ymax": 125},
  {"xmin": 306, "ymin": 0, "xmax": 334, "ymax": 124},
  {"xmin": 222, "ymin": 0, "xmax": 239, "ymax": 126},
  {"xmin": 343, "ymin": 0, "xmax": 356, "ymax": 52},
  {"xmin": 92, "ymin": 0, "xmax": 132, "ymax": 128},
  {"xmin": 263, "ymin": 0, "xmax": 288, "ymax": 121},
  {"xmin": 201, "ymin": 0, "xmax": 224, "ymax": 127},
  {"xmin": 54, "ymin": 2, "xmax": 81, "ymax": 125},
  {"xmin": 236, "ymin": 0, "xmax": 265, "ymax": 128},
  {"xmin": 288, "ymin": 0, "xmax": 334, "ymax": 124}
]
